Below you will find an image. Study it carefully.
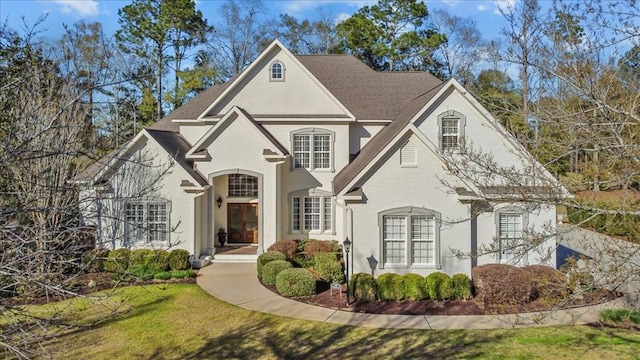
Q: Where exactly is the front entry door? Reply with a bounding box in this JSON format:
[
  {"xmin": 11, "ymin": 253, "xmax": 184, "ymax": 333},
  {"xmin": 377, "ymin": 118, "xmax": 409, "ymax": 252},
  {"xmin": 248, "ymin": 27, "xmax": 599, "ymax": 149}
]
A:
[{"xmin": 227, "ymin": 203, "xmax": 258, "ymax": 244}]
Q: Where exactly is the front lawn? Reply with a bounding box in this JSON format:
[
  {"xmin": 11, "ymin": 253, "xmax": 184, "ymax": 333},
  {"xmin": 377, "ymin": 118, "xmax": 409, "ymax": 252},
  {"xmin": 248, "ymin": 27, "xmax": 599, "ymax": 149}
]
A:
[{"xmin": 33, "ymin": 284, "xmax": 640, "ymax": 359}]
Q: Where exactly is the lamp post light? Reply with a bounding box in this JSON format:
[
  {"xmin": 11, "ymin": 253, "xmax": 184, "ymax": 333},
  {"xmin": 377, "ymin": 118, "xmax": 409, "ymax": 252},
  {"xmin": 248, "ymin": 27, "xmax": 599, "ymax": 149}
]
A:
[
  {"xmin": 216, "ymin": 196, "xmax": 223, "ymax": 208},
  {"xmin": 343, "ymin": 237, "xmax": 352, "ymax": 305}
]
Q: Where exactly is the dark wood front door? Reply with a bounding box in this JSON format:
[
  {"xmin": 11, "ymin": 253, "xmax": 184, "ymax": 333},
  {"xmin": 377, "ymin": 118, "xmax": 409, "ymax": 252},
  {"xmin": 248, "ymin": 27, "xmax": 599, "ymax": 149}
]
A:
[{"xmin": 227, "ymin": 203, "xmax": 258, "ymax": 244}]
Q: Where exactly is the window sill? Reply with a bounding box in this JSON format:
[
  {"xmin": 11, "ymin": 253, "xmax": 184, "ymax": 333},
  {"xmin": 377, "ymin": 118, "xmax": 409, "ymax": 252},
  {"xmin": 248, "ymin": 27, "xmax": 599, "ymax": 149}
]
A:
[
  {"xmin": 400, "ymin": 164, "xmax": 418, "ymax": 168},
  {"xmin": 382, "ymin": 263, "xmax": 438, "ymax": 270}
]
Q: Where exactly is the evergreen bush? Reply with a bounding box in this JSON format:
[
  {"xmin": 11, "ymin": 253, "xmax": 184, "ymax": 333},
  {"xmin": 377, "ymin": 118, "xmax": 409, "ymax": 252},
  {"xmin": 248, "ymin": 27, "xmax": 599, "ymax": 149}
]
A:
[
  {"xmin": 262, "ymin": 260, "xmax": 292, "ymax": 286},
  {"xmin": 376, "ymin": 273, "xmax": 404, "ymax": 301},
  {"xmin": 313, "ymin": 253, "xmax": 343, "ymax": 283},
  {"xmin": 82, "ymin": 248, "xmax": 110, "ymax": 273},
  {"xmin": 168, "ymin": 249, "xmax": 191, "ymax": 270},
  {"xmin": 104, "ymin": 248, "xmax": 131, "ymax": 273},
  {"xmin": 349, "ymin": 273, "xmax": 377, "ymax": 302},
  {"xmin": 426, "ymin": 272, "xmax": 453, "ymax": 301},
  {"xmin": 451, "ymin": 273, "xmax": 472, "ymax": 300},
  {"xmin": 276, "ymin": 268, "xmax": 316, "ymax": 297},
  {"xmin": 402, "ymin": 273, "xmax": 429, "ymax": 301},
  {"xmin": 257, "ymin": 251, "xmax": 286, "ymax": 278}
]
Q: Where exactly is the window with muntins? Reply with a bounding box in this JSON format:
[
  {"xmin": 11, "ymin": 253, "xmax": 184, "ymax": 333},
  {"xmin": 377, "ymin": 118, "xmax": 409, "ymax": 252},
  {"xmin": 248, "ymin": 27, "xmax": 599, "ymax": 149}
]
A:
[
  {"xmin": 270, "ymin": 62, "xmax": 283, "ymax": 80},
  {"xmin": 291, "ymin": 195, "xmax": 332, "ymax": 233},
  {"xmin": 124, "ymin": 201, "xmax": 170, "ymax": 244},
  {"xmin": 379, "ymin": 207, "xmax": 440, "ymax": 268},
  {"xmin": 441, "ymin": 117, "xmax": 459, "ymax": 150},
  {"xmin": 498, "ymin": 213, "xmax": 523, "ymax": 261},
  {"xmin": 228, "ymin": 174, "xmax": 258, "ymax": 197},
  {"xmin": 438, "ymin": 111, "xmax": 466, "ymax": 151},
  {"xmin": 291, "ymin": 129, "xmax": 334, "ymax": 171}
]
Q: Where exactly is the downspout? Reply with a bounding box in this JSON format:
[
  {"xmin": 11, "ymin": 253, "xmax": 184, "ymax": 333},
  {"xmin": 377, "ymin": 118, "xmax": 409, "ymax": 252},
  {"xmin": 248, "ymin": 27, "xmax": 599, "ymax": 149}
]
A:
[{"xmin": 334, "ymin": 200, "xmax": 353, "ymax": 280}]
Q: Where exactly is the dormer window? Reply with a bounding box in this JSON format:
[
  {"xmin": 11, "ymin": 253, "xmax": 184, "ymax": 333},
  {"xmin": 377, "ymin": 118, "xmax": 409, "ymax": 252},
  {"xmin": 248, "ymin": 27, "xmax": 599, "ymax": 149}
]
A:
[{"xmin": 270, "ymin": 61, "xmax": 284, "ymax": 81}]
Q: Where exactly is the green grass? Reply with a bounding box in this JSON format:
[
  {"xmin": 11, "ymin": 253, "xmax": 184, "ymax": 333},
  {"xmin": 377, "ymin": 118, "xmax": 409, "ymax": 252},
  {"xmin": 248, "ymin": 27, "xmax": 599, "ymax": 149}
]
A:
[
  {"xmin": 22, "ymin": 284, "xmax": 640, "ymax": 359},
  {"xmin": 601, "ymin": 309, "xmax": 640, "ymax": 324}
]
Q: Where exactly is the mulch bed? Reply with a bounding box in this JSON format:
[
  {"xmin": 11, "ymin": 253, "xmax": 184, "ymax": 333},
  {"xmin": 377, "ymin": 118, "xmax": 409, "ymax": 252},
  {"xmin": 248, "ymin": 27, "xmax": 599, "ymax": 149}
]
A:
[{"xmin": 263, "ymin": 280, "xmax": 621, "ymax": 316}]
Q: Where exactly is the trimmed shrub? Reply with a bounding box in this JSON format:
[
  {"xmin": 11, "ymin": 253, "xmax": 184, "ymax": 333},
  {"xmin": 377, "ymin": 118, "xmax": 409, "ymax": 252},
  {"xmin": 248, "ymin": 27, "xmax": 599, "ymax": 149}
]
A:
[
  {"xmin": 168, "ymin": 249, "xmax": 191, "ymax": 270},
  {"xmin": 523, "ymin": 265, "xmax": 569, "ymax": 300},
  {"xmin": 472, "ymin": 264, "xmax": 535, "ymax": 307},
  {"xmin": 276, "ymin": 268, "xmax": 316, "ymax": 297},
  {"xmin": 105, "ymin": 248, "xmax": 131, "ymax": 273},
  {"xmin": 262, "ymin": 260, "xmax": 293, "ymax": 286},
  {"xmin": 257, "ymin": 251, "xmax": 287, "ymax": 278},
  {"xmin": 170, "ymin": 270, "xmax": 197, "ymax": 279},
  {"xmin": 402, "ymin": 273, "xmax": 429, "ymax": 301},
  {"xmin": 313, "ymin": 253, "xmax": 344, "ymax": 283},
  {"xmin": 128, "ymin": 249, "xmax": 170, "ymax": 279},
  {"xmin": 267, "ymin": 240, "xmax": 298, "ymax": 260},
  {"xmin": 349, "ymin": 273, "xmax": 377, "ymax": 302},
  {"xmin": 82, "ymin": 248, "xmax": 110, "ymax": 273},
  {"xmin": 451, "ymin": 273, "xmax": 472, "ymax": 300},
  {"xmin": 293, "ymin": 254, "xmax": 315, "ymax": 269},
  {"xmin": 154, "ymin": 271, "xmax": 172, "ymax": 280},
  {"xmin": 377, "ymin": 273, "xmax": 404, "ymax": 301},
  {"xmin": 130, "ymin": 249, "xmax": 155, "ymax": 267},
  {"xmin": 426, "ymin": 272, "xmax": 453, "ymax": 301},
  {"xmin": 149, "ymin": 250, "xmax": 170, "ymax": 272},
  {"xmin": 303, "ymin": 240, "xmax": 335, "ymax": 258}
]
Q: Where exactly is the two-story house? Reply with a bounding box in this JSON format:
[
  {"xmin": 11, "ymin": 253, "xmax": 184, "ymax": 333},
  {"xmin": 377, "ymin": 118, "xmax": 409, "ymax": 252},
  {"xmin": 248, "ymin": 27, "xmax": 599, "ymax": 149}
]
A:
[{"xmin": 76, "ymin": 40, "xmax": 559, "ymax": 277}]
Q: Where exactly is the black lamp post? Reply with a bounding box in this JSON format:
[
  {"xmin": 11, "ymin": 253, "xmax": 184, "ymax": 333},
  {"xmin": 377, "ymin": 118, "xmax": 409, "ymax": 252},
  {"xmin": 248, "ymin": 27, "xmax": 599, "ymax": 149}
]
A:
[{"xmin": 343, "ymin": 237, "xmax": 352, "ymax": 305}]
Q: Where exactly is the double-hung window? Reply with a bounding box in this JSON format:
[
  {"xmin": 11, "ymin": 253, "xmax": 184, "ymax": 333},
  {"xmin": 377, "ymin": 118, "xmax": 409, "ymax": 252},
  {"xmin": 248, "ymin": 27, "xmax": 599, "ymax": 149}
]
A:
[
  {"xmin": 498, "ymin": 213, "xmax": 522, "ymax": 262},
  {"xmin": 291, "ymin": 195, "xmax": 332, "ymax": 233},
  {"xmin": 291, "ymin": 129, "xmax": 334, "ymax": 171},
  {"xmin": 124, "ymin": 201, "xmax": 170, "ymax": 244},
  {"xmin": 438, "ymin": 111, "xmax": 466, "ymax": 151},
  {"xmin": 379, "ymin": 207, "xmax": 440, "ymax": 269},
  {"xmin": 496, "ymin": 208, "xmax": 529, "ymax": 264}
]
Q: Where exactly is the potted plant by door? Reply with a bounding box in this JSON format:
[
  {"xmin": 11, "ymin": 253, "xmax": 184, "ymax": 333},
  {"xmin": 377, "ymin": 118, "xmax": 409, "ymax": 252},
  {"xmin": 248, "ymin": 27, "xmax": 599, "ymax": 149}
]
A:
[{"xmin": 217, "ymin": 227, "xmax": 227, "ymax": 246}]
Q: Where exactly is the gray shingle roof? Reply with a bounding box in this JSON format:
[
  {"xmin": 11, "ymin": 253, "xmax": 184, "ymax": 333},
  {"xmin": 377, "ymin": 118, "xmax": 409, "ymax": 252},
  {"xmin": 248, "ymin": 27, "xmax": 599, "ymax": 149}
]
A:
[
  {"xmin": 145, "ymin": 129, "xmax": 208, "ymax": 186},
  {"xmin": 77, "ymin": 54, "xmax": 445, "ymax": 188},
  {"xmin": 297, "ymin": 55, "xmax": 442, "ymax": 120},
  {"xmin": 332, "ymin": 83, "xmax": 446, "ymax": 194}
]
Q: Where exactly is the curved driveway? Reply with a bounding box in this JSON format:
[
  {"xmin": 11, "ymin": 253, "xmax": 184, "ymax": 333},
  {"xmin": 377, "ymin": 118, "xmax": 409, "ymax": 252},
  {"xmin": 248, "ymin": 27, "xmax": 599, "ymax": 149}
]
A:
[{"xmin": 196, "ymin": 262, "xmax": 616, "ymax": 330}]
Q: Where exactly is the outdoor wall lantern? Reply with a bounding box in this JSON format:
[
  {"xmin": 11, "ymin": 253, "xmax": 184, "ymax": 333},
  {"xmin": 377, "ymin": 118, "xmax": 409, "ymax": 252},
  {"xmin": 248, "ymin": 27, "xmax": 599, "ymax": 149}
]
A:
[
  {"xmin": 217, "ymin": 196, "xmax": 223, "ymax": 208},
  {"xmin": 343, "ymin": 237, "xmax": 352, "ymax": 305}
]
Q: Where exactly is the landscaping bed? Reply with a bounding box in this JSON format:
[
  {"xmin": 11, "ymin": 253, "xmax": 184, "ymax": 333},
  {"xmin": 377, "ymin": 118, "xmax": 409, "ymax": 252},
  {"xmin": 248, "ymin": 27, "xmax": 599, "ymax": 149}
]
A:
[
  {"xmin": 262, "ymin": 279, "xmax": 618, "ymax": 316},
  {"xmin": 259, "ymin": 239, "xmax": 621, "ymax": 316}
]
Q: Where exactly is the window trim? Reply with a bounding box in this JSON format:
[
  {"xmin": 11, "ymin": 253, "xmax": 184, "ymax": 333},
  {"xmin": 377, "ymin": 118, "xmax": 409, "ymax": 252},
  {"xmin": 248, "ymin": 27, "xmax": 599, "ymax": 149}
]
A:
[
  {"xmin": 494, "ymin": 206, "xmax": 529, "ymax": 265},
  {"xmin": 123, "ymin": 199, "xmax": 171, "ymax": 247},
  {"xmin": 269, "ymin": 60, "xmax": 285, "ymax": 82},
  {"xmin": 378, "ymin": 206, "xmax": 441, "ymax": 270},
  {"xmin": 289, "ymin": 189, "xmax": 334, "ymax": 235},
  {"xmin": 437, "ymin": 110, "xmax": 466, "ymax": 152},
  {"xmin": 290, "ymin": 128, "xmax": 335, "ymax": 172}
]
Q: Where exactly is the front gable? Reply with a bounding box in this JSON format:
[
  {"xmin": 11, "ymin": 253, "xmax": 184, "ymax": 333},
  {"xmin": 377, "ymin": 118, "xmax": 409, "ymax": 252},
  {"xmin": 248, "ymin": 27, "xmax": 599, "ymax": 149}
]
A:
[
  {"xmin": 198, "ymin": 40, "xmax": 353, "ymax": 120},
  {"xmin": 189, "ymin": 107, "xmax": 287, "ymax": 171}
]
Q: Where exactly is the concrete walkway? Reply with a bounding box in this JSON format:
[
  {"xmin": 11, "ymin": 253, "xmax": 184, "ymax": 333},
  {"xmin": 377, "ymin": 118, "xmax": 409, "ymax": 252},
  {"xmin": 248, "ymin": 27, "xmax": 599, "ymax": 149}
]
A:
[{"xmin": 196, "ymin": 262, "xmax": 619, "ymax": 330}]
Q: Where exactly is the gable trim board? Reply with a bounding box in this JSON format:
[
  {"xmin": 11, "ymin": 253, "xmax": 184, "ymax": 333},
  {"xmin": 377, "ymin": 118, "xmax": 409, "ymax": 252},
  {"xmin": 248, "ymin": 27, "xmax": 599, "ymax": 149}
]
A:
[{"xmin": 196, "ymin": 40, "xmax": 356, "ymax": 121}]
